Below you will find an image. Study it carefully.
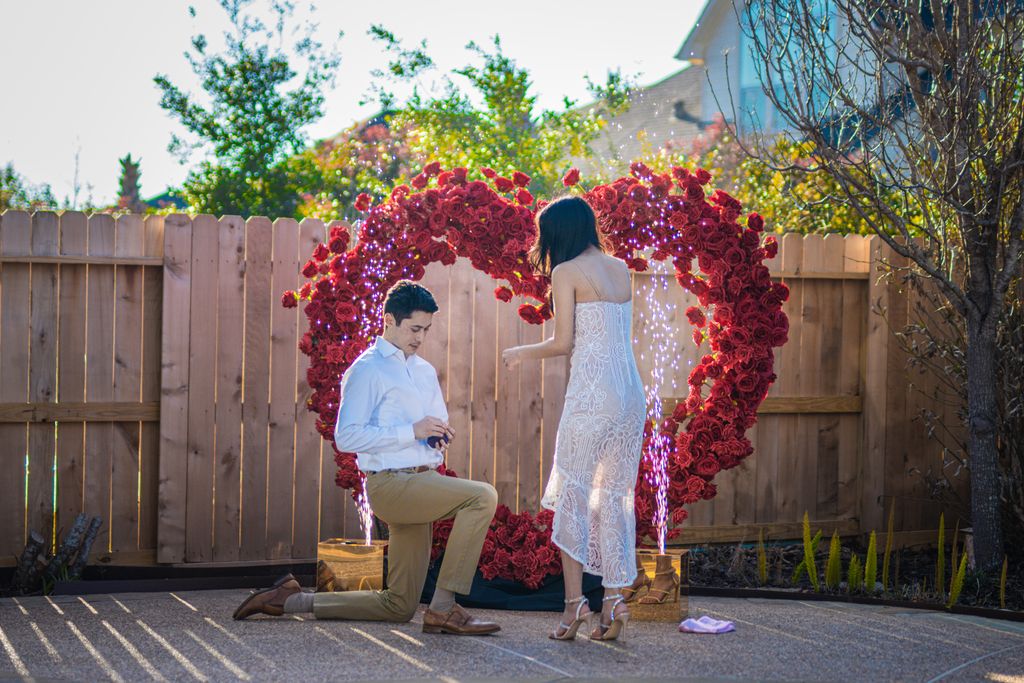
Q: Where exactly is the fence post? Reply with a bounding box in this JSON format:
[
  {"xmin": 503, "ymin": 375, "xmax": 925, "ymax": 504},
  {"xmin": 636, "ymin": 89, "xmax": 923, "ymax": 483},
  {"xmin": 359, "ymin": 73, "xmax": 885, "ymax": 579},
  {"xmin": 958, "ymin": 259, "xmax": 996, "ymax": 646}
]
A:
[
  {"xmin": 861, "ymin": 236, "xmax": 891, "ymax": 534},
  {"xmin": 157, "ymin": 215, "xmax": 193, "ymax": 563}
]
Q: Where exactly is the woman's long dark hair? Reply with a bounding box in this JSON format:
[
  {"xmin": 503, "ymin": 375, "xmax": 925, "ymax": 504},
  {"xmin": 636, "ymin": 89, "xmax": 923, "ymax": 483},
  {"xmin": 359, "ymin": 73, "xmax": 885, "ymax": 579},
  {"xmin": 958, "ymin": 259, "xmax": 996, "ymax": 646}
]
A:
[{"xmin": 528, "ymin": 196, "xmax": 604, "ymax": 277}]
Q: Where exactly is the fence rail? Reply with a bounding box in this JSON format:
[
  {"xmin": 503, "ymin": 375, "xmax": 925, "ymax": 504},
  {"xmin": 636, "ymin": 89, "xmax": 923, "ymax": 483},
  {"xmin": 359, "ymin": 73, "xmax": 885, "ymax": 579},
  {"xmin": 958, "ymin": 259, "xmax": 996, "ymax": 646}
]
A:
[{"xmin": 0, "ymin": 211, "xmax": 962, "ymax": 566}]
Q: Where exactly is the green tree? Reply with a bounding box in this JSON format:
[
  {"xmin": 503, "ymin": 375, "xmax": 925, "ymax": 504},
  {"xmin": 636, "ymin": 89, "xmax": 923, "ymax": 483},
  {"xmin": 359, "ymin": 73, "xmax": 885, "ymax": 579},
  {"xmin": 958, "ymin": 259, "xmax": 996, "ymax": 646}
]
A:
[
  {"xmin": 154, "ymin": 0, "xmax": 340, "ymax": 218},
  {"xmin": 117, "ymin": 154, "xmax": 145, "ymax": 213},
  {"xmin": 290, "ymin": 117, "xmax": 412, "ymax": 222},
  {"xmin": 0, "ymin": 163, "xmax": 57, "ymax": 212},
  {"xmin": 358, "ymin": 30, "xmax": 631, "ymax": 200},
  {"xmin": 635, "ymin": 115, "xmax": 917, "ymax": 236}
]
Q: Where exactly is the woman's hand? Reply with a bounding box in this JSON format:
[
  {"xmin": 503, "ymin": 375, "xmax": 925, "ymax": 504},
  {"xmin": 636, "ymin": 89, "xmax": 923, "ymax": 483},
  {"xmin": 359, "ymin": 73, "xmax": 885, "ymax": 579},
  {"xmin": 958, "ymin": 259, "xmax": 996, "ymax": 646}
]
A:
[{"xmin": 502, "ymin": 347, "xmax": 522, "ymax": 370}]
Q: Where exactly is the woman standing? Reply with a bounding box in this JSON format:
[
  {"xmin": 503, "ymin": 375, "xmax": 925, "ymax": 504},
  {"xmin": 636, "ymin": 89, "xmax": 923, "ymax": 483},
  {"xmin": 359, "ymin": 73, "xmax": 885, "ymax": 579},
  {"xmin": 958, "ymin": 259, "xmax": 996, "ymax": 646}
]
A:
[{"xmin": 502, "ymin": 196, "xmax": 646, "ymax": 641}]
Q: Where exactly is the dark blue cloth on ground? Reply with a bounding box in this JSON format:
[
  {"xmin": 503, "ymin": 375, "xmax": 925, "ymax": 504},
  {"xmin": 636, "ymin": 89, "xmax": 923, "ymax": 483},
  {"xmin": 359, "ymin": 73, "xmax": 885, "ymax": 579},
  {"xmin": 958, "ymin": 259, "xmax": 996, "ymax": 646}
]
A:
[{"xmin": 420, "ymin": 557, "xmax": 604, "ymax": 612}]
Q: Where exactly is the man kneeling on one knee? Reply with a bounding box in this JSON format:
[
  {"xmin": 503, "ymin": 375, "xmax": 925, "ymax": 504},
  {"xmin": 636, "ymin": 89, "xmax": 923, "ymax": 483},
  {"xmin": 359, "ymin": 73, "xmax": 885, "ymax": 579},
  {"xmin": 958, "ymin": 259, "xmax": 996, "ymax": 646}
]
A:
[{"xmin": 233, "ymin": 280, "xmax": 500, "ymax": 635}]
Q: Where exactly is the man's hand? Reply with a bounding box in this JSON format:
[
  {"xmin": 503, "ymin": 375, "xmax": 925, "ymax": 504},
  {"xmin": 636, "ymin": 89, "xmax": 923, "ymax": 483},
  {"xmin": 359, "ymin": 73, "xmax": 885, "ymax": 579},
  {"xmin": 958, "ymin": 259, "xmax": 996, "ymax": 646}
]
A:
[{"xmin": 414, "ymin": 416, "xmax": 453, "ymax": 441}]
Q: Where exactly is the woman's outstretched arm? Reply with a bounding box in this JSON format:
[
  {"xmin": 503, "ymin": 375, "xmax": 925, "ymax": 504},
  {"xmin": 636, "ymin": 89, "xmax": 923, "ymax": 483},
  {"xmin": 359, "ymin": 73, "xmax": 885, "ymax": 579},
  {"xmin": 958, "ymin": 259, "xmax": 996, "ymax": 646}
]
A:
[{"xmin": 502, "ymin": 264, "xmax": 575, "ymax": 366}]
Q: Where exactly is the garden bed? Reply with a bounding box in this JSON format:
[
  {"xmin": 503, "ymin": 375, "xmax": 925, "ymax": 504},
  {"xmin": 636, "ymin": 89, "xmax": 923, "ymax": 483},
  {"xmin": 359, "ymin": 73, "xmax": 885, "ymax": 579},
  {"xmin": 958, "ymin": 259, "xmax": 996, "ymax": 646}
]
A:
[{"xmin": 683, "ymin": 540, "xmax": 1023, "ymax": 615}]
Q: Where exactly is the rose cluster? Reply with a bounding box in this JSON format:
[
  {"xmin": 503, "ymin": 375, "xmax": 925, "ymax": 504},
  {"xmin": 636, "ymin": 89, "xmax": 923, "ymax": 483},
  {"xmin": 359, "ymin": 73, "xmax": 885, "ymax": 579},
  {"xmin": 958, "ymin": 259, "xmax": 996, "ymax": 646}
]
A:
[
  {"xmin": 283, "ymin": 163, "xmax": 550, "ymax": 499},
  {"xmin": 577, "ymin": 162, "xmax": 788, "ymax": 541},
  {"xmin": 430, "ymin": 491, "xmax": 561, "ymax": 590},
  {"xmin": 285, "ymin": 161, "xmax": 788, "ymax": 580}
]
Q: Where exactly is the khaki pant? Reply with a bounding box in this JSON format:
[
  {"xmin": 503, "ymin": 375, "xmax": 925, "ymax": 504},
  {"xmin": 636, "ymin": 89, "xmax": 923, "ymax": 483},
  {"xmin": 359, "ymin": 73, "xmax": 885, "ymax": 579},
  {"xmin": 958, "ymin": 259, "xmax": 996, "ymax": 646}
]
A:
[{"xmin": 313, "ymin": 469, "xmax": 497, "ymax": 622}]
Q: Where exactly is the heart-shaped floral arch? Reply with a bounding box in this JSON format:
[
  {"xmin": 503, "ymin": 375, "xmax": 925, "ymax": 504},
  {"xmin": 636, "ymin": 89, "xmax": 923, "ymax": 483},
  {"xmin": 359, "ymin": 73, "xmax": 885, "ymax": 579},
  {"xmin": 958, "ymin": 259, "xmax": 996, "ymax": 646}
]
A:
[{"xmin": 284, "ymin": 161, "xmax": 789, "ymax": 587}]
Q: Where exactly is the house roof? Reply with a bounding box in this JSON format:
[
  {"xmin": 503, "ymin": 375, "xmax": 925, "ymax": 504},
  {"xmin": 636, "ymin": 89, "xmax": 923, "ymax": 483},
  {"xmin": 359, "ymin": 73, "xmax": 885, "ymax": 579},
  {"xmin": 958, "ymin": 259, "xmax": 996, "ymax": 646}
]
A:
[
  {"xmin": 577, "ymin": 65, "xmax": 706, "ymax": 172},
  {"xmin": 675, "ymin": 0, "xmax": 716, "ymax": 61}
]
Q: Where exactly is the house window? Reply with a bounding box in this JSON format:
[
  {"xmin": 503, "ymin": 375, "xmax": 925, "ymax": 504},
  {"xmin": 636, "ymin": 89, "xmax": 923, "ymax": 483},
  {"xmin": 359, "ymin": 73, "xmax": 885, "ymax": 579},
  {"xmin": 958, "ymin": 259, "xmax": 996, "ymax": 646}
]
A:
[
  {"xmin": 739, "ymin": 23, "xmax": 768, "ymax": 134},
  {"xmin": 739, "ymin": 0, "xmax": 835, "ymax": 133}
]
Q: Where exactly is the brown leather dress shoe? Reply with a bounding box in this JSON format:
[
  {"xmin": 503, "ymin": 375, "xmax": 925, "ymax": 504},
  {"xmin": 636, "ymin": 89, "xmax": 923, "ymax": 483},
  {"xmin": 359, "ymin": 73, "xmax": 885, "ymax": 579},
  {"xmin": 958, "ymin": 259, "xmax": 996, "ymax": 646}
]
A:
[
  {"xmin": 422, "ymin": 604, "xmax": 501, "ymax": 635},
  {"xmin": 315, "ymin": 560, "xmax": 336, "ymax": 593},
  {"xmin": 232, "ymin": 579, "xmax": 301, "ymax": 620}
]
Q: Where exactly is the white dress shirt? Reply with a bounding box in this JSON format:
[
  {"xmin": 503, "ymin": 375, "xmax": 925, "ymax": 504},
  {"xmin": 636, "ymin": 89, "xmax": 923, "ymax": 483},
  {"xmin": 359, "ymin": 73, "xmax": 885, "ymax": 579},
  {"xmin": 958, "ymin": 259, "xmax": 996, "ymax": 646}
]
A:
[{"xmin": 334, "ymin": 336, "xmax": 447, "ymax": 473}]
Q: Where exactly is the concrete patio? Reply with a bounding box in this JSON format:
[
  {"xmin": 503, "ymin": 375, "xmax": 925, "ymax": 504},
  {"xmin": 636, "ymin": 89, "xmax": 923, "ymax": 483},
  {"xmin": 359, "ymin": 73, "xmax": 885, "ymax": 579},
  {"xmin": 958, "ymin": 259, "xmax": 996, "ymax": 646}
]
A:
[{"xmin": 1, "ymin": 590, "xmax": 1023, "ymax": 682}]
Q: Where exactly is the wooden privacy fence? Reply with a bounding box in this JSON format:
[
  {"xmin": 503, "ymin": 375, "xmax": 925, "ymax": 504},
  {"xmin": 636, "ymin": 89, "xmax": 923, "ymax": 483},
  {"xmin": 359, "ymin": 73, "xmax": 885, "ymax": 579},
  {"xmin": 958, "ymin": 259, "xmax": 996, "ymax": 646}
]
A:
[{"xmin": 0, "ymin": 211, "xmax": 958, "ymax": 566}]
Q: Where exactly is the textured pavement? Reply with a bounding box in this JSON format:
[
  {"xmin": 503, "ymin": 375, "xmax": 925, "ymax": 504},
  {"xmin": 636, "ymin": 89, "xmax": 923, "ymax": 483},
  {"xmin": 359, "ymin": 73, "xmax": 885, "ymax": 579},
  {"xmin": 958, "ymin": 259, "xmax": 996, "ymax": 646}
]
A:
[{"xmin": 1, "ymin": 590, "xmax": 1023, "ymax": 682}]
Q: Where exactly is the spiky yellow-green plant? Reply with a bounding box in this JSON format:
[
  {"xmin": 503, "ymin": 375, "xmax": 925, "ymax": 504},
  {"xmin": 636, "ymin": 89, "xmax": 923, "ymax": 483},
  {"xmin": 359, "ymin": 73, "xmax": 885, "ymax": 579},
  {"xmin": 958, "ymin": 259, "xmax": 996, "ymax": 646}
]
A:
[
  {"xmin": 848, "ymin": 554, "xmax": 863, "ymax": 593},
  {"xmin": 802, "ymin": 511, "xmax": 820, "ymax": 590},
  {"xmin": 757, "ymin": 528, "xmax": 768, "ymax": 585},
  {"xmin": 950, "ymin": 522, "xmax": 959, "ymax": 594},
  {"xmin": 936, "ymin": 513, "xmax": 946, "ymax": 598},
  {"xmin": 946, "ymin": 552, "xmax": 968, "ymax": 608},
  {"xmin": 864, "ymin": 531, "xmax": 878, "ymax": 592},
  {"xmin": 882, "ymin": 498, "xmax": 895, "ymax": 590},
  {"xmin": 791, "ymin": 530, "xmax": 822, "ymax": 584},
  {"xmin": 825, "ymin": 530, "xmax": 842, "ymax": 590},
  {"xmin": 1000, "ymin": 556, "xmax": 1008, "ymax": 609},
  {"xmin": 823, "ymin": 532, "xmax": 839, "ymax": 589}
]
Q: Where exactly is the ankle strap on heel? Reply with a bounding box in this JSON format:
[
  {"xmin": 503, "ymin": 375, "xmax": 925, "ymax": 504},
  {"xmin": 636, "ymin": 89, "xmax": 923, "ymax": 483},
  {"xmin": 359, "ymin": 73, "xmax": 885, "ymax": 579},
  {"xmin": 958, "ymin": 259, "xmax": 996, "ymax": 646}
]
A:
[{"xmin": 564, "ymin": 595, "xmax": 589, "ymax": 620}]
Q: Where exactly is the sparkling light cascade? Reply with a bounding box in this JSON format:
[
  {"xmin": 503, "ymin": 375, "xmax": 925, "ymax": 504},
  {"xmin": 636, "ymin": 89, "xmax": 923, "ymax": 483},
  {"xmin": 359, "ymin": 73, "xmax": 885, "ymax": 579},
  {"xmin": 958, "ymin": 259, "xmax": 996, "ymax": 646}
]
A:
[
  {"xmin": 636, "ymin": 273, "xmax": 685, "ymax": 554},
  {"xmin": 353, "ymin": 228, "xmax": 400, "ymax": 545},
  {"xmin": 629, "ymin": 196, "xmax": 688, "ymax": 555}
]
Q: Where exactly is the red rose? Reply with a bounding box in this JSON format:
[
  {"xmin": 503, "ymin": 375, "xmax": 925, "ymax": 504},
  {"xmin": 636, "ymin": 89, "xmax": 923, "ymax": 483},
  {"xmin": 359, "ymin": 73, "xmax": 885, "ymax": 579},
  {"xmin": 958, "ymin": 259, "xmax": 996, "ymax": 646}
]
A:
[
  {"xmin": 437, "ymin": 171, "xmax": 454, "ymax": 186},
  {"xmin": 328, "ymin": 234, "xmax": 349, "ymax": 254},
  {"xmin": 411, "ymin": 173, "xmax": 428, "ymax": 190},
  {"xmin": 694, "ymin": 168, "xmax": 712, "ymax": 185},
  {"xmin": 423, "ymin": 161, "xmax": 442, "ymax": 176},
  {"xmin": 512, "ymin": 171, "xmax": 531, "ymax": 187},
  {"xmin": 494, "ymin": 286, "xmax": 514, "ymax": 302},
  {"xmin": 628, "ymin": 184, "xmax": 648, "ymax": 202},
  {"xmin": 282, "ymin": 291, "xmax": 298, "ymax": 308},
  {"xmin": 494, "ymin": 176, "xmax": 514, "ymax": 192},
  {"xmin": 629, "ymin": 161, "xmax": 653, "ymax": 180},
  {"xmin": 301, "ymin": 260, "xmax": 318, "ymax": 278},
  {"xmin": 354, "ymin": 193, "xmax": 371, "ymax": 211},
  {"xmin": 481, "ymin": 166, "xmax": 497, "ymax": 179},
  {"xmin": 685, "ymin": 306, "xmax": 706, "ymax": 327},
  {"xmin": 518, "ymin": 303, "xmax": 544, "ymax": 325},
  {"xmin": 562, "ymin": 168, "xmax": 580, "ymax": 186},
  {"xmin": 515, "ymin": 188, "xmax": 534, "ymax": 205},
  {"xmin": 452, "ymin": 167, "xmax": 469, "ymax": 183},
  {"xmin": 626, "ymin": 257, "xmax": 649, "ymax": 272}
]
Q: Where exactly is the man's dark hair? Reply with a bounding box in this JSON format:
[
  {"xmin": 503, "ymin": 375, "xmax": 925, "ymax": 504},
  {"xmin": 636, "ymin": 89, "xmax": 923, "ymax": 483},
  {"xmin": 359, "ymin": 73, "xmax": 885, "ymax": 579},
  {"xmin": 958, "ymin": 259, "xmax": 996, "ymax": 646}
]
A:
[{"xmin": 383, "ymin": 280, "xmax": 438, "ymax": 325}]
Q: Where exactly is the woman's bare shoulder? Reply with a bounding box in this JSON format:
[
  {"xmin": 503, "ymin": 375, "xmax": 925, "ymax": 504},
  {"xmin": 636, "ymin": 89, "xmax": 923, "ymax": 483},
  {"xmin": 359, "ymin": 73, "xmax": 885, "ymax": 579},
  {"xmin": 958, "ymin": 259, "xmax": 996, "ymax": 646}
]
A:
[{"xmin": 551, "ymin": 260, "xmax": 580, "ymax": 281}]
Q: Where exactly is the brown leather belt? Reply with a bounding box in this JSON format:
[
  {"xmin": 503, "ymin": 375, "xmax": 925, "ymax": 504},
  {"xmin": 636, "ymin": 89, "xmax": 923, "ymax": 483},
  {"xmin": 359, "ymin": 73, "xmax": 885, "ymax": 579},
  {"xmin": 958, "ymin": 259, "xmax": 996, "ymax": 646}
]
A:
[{"xmin": 367, "ymin": 464, "xmax": 435, "ymax": 475}]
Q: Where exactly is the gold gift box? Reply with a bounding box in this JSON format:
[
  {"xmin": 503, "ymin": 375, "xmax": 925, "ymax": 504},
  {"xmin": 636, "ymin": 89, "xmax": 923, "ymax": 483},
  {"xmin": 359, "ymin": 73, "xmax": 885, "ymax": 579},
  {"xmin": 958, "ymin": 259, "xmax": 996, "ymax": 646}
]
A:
[
  {"xmin": 630, "ymin": 548, "xmax": 689, "ymax": 622},
  {"xmin": 316, "ymin": 539, "xmax": 387, "ymax": 591}
]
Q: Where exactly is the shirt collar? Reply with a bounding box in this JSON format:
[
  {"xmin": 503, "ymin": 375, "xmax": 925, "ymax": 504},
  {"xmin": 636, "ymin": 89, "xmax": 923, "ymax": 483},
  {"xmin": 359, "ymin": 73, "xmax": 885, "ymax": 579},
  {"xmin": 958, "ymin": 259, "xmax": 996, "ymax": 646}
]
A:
[{"xmin": 374, "ymin": 336, "xmax": 406, "ymax": 360}]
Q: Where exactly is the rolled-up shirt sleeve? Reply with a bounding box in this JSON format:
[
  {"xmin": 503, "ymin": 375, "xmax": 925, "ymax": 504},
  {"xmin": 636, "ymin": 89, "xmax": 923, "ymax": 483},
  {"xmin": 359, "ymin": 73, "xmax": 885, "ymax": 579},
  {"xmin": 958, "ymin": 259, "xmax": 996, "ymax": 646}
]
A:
[{"xmin": 334, "ymin": 363, "xmax": 418, "ymax": 454}]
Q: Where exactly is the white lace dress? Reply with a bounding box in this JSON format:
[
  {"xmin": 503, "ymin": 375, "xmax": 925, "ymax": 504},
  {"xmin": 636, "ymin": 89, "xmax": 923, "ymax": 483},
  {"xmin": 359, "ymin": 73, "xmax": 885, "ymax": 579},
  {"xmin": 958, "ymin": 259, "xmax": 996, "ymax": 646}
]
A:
[{"xmin": 541, "ymin": 299, "xmax": 647, "ymax": 588}]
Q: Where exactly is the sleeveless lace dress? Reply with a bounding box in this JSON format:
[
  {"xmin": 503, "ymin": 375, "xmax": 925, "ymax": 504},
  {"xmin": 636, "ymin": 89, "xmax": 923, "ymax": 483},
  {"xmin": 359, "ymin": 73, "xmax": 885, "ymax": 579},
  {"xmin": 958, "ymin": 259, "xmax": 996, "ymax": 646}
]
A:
[{"xmin": 541, "ymin": 295, "xmax": 647, "ymax": 588}]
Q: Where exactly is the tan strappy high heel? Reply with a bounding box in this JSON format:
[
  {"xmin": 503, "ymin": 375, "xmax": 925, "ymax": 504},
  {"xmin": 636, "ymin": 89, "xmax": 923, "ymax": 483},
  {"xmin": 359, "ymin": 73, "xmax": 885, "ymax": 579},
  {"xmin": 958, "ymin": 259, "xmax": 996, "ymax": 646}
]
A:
[
  {"xmin": 638, "ymin": 569, "xmax": 680, "ymax": 605},
  {"xmin": 550, "ymin": 596, "xmax": 592, "ymax": 640},
  {"xmin": 622, "ymin": 568, "xmax": 652, "ymax": 602},
  {"xmin": 591, "ymin": 594, "xmax": 630, "ymax": 641}
]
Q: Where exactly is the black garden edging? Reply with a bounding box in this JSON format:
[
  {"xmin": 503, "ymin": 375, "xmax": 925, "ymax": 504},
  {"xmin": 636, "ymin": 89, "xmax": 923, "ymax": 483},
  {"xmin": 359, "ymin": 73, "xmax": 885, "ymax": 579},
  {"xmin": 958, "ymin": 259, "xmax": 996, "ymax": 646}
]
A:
[{"xmin": 687, "ymin": 585, "xmax": 1024, "ymax": 623}]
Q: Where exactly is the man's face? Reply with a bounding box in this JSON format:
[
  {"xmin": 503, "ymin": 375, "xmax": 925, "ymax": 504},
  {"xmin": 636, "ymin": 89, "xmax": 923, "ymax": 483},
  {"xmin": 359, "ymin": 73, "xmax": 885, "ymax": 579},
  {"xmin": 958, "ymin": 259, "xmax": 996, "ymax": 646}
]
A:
[{"xmin": 383, "ymin": 310, "xmax": 433, "ymax": 357}]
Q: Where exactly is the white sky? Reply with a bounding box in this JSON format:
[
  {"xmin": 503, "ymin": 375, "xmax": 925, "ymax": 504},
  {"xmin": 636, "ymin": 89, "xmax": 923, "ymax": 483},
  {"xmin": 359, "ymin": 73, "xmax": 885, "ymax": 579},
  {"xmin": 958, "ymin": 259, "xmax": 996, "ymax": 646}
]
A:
[{"xmin": 0, "ymin": 0, "xmax": 704, "ymax": 207}]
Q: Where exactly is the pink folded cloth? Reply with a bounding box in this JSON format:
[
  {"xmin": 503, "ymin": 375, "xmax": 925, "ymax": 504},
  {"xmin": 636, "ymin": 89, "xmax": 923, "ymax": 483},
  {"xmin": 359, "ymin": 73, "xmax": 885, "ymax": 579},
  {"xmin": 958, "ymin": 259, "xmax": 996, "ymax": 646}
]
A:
[{"xmin": 679, "ymin": 615, "xmax": 736, "ymax": 634}]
